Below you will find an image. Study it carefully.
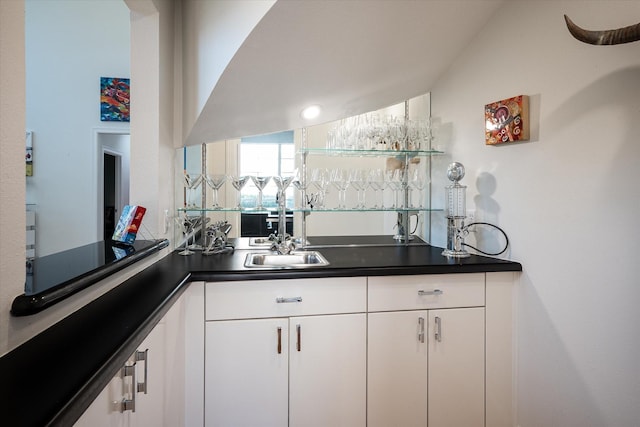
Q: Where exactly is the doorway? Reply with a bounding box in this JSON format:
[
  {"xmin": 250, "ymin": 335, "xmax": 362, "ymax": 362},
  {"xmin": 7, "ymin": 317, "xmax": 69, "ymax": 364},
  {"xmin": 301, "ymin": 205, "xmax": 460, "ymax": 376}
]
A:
[
  {"xmin": 103, "ymin": 152, "xmax": 119, "ymax": 238},
  {"xmin": 96, "ymin": 130, "xmax": 130, "ymax": 240}
]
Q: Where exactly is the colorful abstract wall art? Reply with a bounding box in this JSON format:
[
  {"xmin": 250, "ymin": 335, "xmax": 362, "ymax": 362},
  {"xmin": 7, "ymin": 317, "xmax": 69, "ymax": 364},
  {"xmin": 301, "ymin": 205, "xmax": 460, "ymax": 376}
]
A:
[
  {"xmin": 100, "ymin": 77, "xmax": 130, "ymax": 122},
  {"xmin": 485, "ymin": 95, "xmax": 529, "ymax": 145}
]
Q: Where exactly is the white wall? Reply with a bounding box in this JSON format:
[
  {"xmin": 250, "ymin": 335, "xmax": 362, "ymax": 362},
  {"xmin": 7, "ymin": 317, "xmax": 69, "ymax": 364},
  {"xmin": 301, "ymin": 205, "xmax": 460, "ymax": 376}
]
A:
[
  {"xmin": 25, "ymin": 0, "xmax": 130, "ymax": 256},
  {"xmin": 127, "ymin": 0, "xmax": 177, "ymax": 243},
  {"xmin": 0, "ymin": 0, "xmax": 27, "ymax": 354},
  {"xmin": 430, "ymin": 1, "xmax": 640, "ymax": 425}
]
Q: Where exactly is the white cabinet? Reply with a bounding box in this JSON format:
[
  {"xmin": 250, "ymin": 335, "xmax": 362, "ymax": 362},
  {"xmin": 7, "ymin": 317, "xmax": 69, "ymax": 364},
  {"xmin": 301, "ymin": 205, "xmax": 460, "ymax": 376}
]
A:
[
  {"xmin": 368, "ymin": 310, "xmax": 428, "ymax": 427},
  {"xmin": 428, "ymin": 307, "xmax": 485, "ymax": 427},
  {"xmin": 76, "ymin": 271, "xmax": 516, "ymax": 427},
  {"xmin": 288, "ymin": 314, "xmax": 366, "ymax": 427},
  {"xmin": 74, "ymin": 321, "xmax": 165, "ymax": 427},
  {"xmin": 205, "ymin": 318, "xmax": 289, "ymax": 427},
  {"xmin": 74, "ymin": 283, "xmax": 203, "ymax": 427},
  {"xmin": 367, "ymin": 274, "xmax": 486, "ymax": 427},
  {"xmin": 204, "ymin": 277, "xmax": 367, "ymax": 427}
]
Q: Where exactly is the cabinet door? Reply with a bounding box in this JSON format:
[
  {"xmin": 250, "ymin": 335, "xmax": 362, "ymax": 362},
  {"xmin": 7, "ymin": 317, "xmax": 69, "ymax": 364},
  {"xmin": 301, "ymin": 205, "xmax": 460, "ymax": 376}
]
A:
[
  {"xmin": 75, "ymin": 323, "xmax": 166, "ymax": 427},
  {"xmin": 205, "ymin": 318, "xmax": 289, "ymax": 427},
  {"xmin": 428, "ymin": 307, "xmax": 485, "ymax": 427},
  {"xmin": 289, "ymin": 313, "xmax": 366, "ymax": 427},
  {"xmin": 74, "ymin": 368, "xmax": 130, "ymax": 427},
  {"xmin": 131, "ymin": 320, "xmax": 165, "ymax": 427},
  {"xmin": 367, "ymin": 310, "xmax": 428, "ymax": 427}
]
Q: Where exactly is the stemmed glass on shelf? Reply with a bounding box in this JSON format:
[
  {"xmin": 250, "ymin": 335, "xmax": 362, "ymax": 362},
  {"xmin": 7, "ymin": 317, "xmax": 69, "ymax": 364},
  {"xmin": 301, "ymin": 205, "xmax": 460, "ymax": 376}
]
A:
[
  {"xmin": 182, "ymin": 171, "xmax": 203, "ymax": 208},
  {"xmin": 310, "ymin": 168, "xmax": 329, "ymax": 209},
  {"xmin": 409, "ymin": 169, "xmax": 427, "ymax": 208},
  {"xmin": 291, "ymin": 169, "xmax": 309, "ymax": 209},
  {"xmin": 349, "ymin": 169, "xmax": 368, "ymax": 209},
  {"xmin": 230, "ymin": 175, "xmax": 249, "ymax": 209},
  {"xmin": 385, "ymin": 168, "xmax": 405, "ymax": 208},
  {"xmin": 368, "ymin": 168, "xmax": 385, "ymax": 209},
  {"xmin": 204, "ymin": 174, "xmax": 226, "ymax": 209},
  {"xmin": 251, "ymin": 175, "xmax": 271, "ymax": 210},
  {"xmin": 330, "ymin": 168, "xmax": 350, "ymax": 209}
]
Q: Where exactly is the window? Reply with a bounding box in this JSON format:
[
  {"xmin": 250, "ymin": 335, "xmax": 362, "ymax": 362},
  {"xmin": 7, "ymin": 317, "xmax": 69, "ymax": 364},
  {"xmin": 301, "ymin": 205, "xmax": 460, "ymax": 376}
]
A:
[{"xmin": 239, "ymin": 131, "xmax": 295, "ymax": 210}]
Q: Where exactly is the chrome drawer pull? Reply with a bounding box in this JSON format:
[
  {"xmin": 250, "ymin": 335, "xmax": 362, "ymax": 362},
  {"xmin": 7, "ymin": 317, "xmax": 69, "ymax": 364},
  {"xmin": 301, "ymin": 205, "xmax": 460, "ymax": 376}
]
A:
[
  {"xmin": 418, "ymin": 317, "xmax": 425, "ymax": 343},
  {"xmin": 276, "ymin": 297, "xmax": 302, "ymax": 303},
  {"xmin": 418, "ymin": 289, "xmax": 443, "ymax": 296}
]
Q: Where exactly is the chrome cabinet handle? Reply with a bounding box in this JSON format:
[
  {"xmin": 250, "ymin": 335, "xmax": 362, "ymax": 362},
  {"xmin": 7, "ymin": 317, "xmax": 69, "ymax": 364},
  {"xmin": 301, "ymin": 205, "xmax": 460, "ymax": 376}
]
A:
[
  {"xmin": 135, "ymin": 349, "xmax": 148, "ymax": 394},
  {"xmin": 121, "ymin": 363, "xmax": 136, "ymax": 412},
  {"xmin": 277, "ymin": 327, "xmax": 282, "ymax": 354},
  {"xmin": 418, "ymin": 289, "xmax": 443, "ymax": 296},
  {"xmin": 435, "ymin": 316, "xmax": 442, "ymax": 342},
  {"xmin": 276, "ymin": 297, "xmax": 302, "ymax": 303},
  {"xmin": 296, "ymin": 324, "xmax": 301, "ymax": 352},
  {"xmin": 418, "ymin": 317, "xmax": 425, "ymax": 343}
]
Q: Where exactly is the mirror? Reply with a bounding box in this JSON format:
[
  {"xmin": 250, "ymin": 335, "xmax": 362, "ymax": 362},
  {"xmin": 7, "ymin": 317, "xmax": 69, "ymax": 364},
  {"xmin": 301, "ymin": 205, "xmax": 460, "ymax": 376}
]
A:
[
  {"xmin": 25, "ymin": 0, "xmax": 131, "ymax": 258},
  {"xmin": 176, "ymin": 93, "xmax": 434, "ymax": 246}
]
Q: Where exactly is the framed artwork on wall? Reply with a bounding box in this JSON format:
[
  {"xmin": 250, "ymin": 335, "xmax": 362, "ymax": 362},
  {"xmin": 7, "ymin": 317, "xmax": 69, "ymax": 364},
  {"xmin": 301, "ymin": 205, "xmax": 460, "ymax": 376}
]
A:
[
  {"xmin": 100, "ymin": 77, "xmax": 130, "ymax": 122},
  {"xmin": 485, "ymin": 95, "xmax": 529, "ymax": 145}
]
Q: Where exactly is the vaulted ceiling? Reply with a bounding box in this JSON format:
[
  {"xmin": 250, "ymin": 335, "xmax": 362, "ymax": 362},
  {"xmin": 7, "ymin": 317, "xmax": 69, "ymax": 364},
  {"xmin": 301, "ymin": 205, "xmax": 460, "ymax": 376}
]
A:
[{"xmin": 185, "ymin": 0, "xmax": 505, "ymax": 145}]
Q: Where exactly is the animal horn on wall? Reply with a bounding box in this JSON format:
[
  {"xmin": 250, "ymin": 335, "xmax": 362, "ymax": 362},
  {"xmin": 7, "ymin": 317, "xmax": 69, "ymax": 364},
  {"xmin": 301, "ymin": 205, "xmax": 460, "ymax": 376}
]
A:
[{"xmin": 564, "ymin": 15, "xmax": 640, "ymax": 45}]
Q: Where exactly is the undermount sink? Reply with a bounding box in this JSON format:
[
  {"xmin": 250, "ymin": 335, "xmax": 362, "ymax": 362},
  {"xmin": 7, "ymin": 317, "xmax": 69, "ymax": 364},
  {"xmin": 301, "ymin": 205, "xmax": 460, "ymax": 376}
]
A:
[
  {"xmin": 249, "ymin": 237, "xmax": 273, "ymax": 246},
  {"xmin": 244, "ymin": 251, "xmax": 329, "ymax": 268}
]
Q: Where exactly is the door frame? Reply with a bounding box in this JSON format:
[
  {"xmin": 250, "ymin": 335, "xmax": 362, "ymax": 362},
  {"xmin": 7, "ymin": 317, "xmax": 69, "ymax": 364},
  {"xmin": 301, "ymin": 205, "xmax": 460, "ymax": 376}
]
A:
[{"xmin": 94, "ymin": 127, "xmax": 130, "ymax": 240}]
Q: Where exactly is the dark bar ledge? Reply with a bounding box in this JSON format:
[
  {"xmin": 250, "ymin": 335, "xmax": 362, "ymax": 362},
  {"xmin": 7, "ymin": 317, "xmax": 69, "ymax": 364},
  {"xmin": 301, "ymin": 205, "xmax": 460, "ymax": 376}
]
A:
[{"xmin": 11, "ymin": 239, "xmax": 169, "ymax": 316}]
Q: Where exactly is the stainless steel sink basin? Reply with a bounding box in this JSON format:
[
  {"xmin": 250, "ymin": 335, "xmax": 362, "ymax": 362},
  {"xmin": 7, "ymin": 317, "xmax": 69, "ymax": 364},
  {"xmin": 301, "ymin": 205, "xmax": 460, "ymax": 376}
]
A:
[
  {"xmin": 249, "ymin": 237, "xmax": 273, "ymax": 246},
  {"xmin": 244, "ymin": 251, "xmax": 329, "ymax": 268}
]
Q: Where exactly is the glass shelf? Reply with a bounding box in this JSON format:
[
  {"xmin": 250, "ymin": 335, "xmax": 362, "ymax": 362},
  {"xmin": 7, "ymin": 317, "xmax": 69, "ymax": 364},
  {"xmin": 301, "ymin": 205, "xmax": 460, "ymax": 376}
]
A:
[
  {"xmin": 301, "ymin": 147, "xmax": 444, "ymax": 157},
  {"xmin": 178, "ymin": 207, "xmax": 443, "ymax": 214}
]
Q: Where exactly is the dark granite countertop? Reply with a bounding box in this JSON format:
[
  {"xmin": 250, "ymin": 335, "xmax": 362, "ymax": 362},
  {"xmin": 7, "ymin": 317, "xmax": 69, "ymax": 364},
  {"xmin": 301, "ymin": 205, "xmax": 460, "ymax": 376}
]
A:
[{"xmin": 0, "ymin": 237, "xmax": 521, "ymax": 427}]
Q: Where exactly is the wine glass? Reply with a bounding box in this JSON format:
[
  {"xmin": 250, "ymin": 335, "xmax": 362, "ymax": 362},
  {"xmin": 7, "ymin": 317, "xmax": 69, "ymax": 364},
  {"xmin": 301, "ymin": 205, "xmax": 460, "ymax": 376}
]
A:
[
  {"xmin": 330, "ymin": 168, "xmax": 350, "ymax": 209},
  {"xmin": 205, "ymin": 174, "xmax": 226, "ymax": 209},
  {"xmin": 385, "ymin": 168, "xmax": 404, "ymax": 208},
  {"xmin": 251, "ymin": 175, "xmax": 271, "ymax": 210},
  {"xmin": 292, "ymin": 170, "xmax": 309, "ymax": 209},
  {"xmin": 310, "ymin": 168, "xmax": 329, "ymax": 209},
  {"xmin": 349, "ymin": 169, "xmax": 368, "ymax": 209},
  {"xmin": 409, "ymin": 169, "xmax": 427, "ymax": 208},
  {"xmin": 230, "ymin": 175, "xmax": 249, "ymax": 209},
  {"xmin": 368, "ymin": 168, "xmax": 384, "ymax": 208}
]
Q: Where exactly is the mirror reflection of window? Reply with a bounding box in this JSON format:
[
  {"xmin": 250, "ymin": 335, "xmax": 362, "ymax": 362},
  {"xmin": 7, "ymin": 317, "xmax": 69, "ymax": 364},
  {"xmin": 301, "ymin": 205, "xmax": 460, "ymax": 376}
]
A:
[{"xmin": 240, "ymin": 131, "xmax": 295, "ymax": 210}]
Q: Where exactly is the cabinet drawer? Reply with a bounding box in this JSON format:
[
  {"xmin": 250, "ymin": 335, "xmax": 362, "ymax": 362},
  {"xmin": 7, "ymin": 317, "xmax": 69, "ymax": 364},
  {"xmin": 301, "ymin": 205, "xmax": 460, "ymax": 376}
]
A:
[
  {"xmin": 206, "ymin": 277, "xmax": 367, "ymax": 320},
  {"xmin": 368, "ymin": 273, "xmax": 485, "ymax": 311}
]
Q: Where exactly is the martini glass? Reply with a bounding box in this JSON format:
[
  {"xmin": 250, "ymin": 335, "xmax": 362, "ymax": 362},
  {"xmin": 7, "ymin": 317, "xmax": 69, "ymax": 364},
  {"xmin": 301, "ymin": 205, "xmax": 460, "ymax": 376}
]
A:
[
  {"xmin": 273, "ymin": 175, "xmax": 294, "ymax": 195},
  {"xmin": 251, "ymin": 175, "xmax": 271, "ymax": 210},
  {"xmin": 205, "ymin": 174, "xmax": 226, "ymax": 209},
  {"xmin": 182, "ymin": 171, "xmax": 203, "ymax": 208},
  {"xmin": 230, "ymin": 175, "xmax": 249, "ymax": 209},
  {"xmin": 175, "ymin": 214, "xmax": 194, "ymax": 255}
]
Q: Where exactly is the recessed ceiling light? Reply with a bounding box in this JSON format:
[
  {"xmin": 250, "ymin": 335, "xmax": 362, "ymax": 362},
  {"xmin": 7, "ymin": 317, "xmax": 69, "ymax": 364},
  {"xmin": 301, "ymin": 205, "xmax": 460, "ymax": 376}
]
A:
[{"xmin": 301, "ymin": 105, "xmax": 321, "ymax": 120}]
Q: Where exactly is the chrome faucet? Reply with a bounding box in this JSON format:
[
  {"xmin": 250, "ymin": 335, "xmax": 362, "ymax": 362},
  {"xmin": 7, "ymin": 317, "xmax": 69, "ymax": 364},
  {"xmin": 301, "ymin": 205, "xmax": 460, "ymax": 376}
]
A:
[{"xmin": 270, "ymin": 185, "xmax": 296, "ymax": 254}]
